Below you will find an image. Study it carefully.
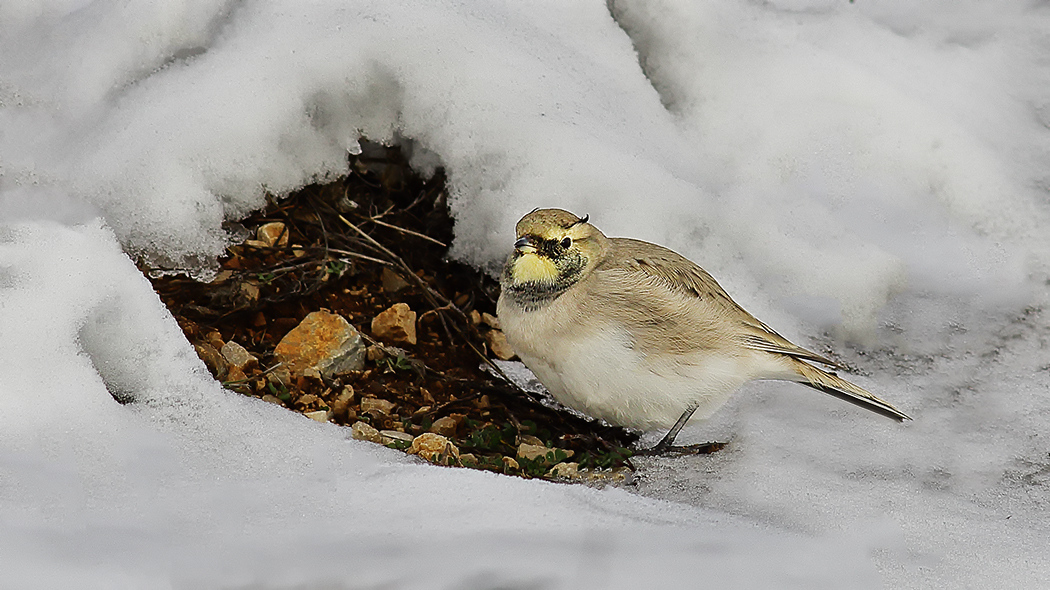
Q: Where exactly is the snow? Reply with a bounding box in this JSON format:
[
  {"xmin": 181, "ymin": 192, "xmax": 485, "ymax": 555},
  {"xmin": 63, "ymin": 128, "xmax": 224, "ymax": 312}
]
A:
[{"xmin": 2, "ymin": 0, "xmax": 1049, "ymax": 587}]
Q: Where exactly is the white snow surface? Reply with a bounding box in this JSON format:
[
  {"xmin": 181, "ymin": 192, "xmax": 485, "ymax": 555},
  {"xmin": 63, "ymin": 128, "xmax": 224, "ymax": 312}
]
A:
[{"xmin": 2, "ymin": 0, "xmax": 1050, "ymax": 587}]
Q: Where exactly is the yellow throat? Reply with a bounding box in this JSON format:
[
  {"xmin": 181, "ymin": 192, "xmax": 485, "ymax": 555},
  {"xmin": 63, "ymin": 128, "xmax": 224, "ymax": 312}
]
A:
[{"xmin": 510, "ymin": 251, "xmax": 559, "ymax": 284}]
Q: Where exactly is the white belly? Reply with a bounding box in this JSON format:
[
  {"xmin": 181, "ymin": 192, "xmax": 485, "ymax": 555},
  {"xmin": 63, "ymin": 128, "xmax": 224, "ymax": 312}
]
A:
[{"xmin": 499, "ymin": 298, "xmax": 754, "ymax": 431}]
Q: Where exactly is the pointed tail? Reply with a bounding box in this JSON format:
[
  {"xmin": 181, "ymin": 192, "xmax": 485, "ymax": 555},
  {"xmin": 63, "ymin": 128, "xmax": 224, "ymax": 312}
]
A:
[{"xmin": 789, "ymin": 359, "xmax": 911, "ymax": 422}]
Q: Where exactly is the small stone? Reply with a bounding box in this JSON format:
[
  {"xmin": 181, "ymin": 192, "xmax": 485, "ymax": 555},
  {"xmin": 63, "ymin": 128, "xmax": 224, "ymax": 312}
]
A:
[
  {"xmin": 371, "ymin": 303, "xmax": 417, "ymax": 346},
  {"xmin": 194, "ymin": 343, "xmax": 229, "ymax": 381},
  {"xmin": 517, "ymin": 443, "xmax": 574, "ymax": 464},
  {"xmin": 547, "ymin": 462, "xmax": 581, "ymax": 479},
  {"xmin": 410, "ymin": 432, "xmax": 460, "ymax": 464},
  {"xmin": 266, "ymin": 364, "xmax": 292, "ymax": 387},
  {"xmin": 381, "ymin": 267, "xmax": 410, "ymax": 293},
  {"xmin": 481, "ymin": 312, "xmax": 501, "ymax": 330},
  {"xmin": 205, "ymin": 331, "xmax": 226, "ymax": 350},
  {"xmin": 298, "ymin": 394, "xmax": 320, "ymax": 407},
  {"xmin": 469, "ymin": 310, "xmax": 482, "ymax": 325},
  {"xmin": 519, "ymin": 434, "xmax": 545, "ymax": 447},
  {"xmin": 257, "ymin": 222, "xmax": 289, "ymax": 247},
  {"xmin": 429, "ymin": 416, "xmax": 460, "ymax": 437},
  {"xmin": 459, "ymin": 453, "xmax": 478, "ymax": 468},
  {"xmin": 485, "ymin": 329, "xmax": 517, "ymax": 361},
  {"xmin": 220, "ymin": 341, "xmax": 258, "ymax": 371},
  {"xmin": 502, "ymin": 456, "xmax": 520, "ymax": 471},
  {"xmin": 366, "ymin": 345, "xmax": 386, "ymax": 362},
  {"xmin": 379, "ymin": 430, "xmax": 414, "ymax": 445},
  {"xmin": 360, "ymin": 397, "xmax": 396, "ymax": 416},
  {"xmin": 304, "ymin": 410, "xmax": 330, "ymax": 423},
  {"xmin": 236, "ymin": 281, "xmax": 260, "ymax": 305},
  {"xmin": 274, "ymin": 310, "xmax": 366, "ymax": 377},
  {"xmin": 330, "ymin": 385, "xmax": 355, "ymax": 417},
  {"xmin": 351, "ymin": 421, "xmax": 382, "ymax": 443},
  {"xmin": 261, "ymin": 394, "xmax": 284, "ymax": 406},
  {"xmin": 226, "ymin": 365, "xmax": 248, "ymax": 383}
]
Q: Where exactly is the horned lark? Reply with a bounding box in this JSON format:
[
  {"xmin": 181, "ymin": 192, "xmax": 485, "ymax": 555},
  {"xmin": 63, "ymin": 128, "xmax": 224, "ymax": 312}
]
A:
[{"xmin": 496, "ymin": 208, "xmax": 910, "ymax": 453}]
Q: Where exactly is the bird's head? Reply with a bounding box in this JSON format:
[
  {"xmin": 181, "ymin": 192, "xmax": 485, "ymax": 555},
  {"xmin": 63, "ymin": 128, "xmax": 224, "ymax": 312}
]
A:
[{"xmin": 501, "ymin": 208, "xmax": 607, "ymax": 303}]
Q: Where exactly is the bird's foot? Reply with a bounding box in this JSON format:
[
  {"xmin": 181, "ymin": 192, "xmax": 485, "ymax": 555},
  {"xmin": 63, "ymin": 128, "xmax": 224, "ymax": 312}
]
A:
[{"xmin": 633, "ymin": 441, "xmax": 727, "ymax": 457}]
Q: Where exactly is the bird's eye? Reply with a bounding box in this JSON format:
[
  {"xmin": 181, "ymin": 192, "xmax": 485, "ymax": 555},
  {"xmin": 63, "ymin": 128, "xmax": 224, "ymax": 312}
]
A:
[{"xmin": 560, "ymin": 237, "xmax": 572, "ymax": 249}]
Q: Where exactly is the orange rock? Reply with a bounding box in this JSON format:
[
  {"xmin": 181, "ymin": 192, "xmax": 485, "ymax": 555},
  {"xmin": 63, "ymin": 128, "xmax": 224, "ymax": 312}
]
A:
[
  {"xmin": 371, "ymin": 303, "xmax": 417, "ymax": 345},
  {"xmin": 274, "ymin": 310, "xmax": 366, "ymax": 377}
]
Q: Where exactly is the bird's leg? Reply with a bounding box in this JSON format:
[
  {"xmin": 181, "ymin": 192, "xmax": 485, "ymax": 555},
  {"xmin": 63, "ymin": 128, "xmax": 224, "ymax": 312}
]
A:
[{"xmin": 636, "ymin": 403, "xmax": 699, "ymax": 455}]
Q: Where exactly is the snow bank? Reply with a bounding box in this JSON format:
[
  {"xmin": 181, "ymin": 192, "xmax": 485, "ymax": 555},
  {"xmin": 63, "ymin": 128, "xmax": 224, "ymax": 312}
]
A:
[{"xmin": 3, "ymin": 0, "xmax": 1050, "ymax": 587}]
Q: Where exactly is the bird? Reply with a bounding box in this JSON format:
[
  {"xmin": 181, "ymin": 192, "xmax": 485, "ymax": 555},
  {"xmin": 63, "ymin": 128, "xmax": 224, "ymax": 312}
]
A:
[{"xmin": 496, "ymin": 208, "xmax": 910, "ymax": 453}]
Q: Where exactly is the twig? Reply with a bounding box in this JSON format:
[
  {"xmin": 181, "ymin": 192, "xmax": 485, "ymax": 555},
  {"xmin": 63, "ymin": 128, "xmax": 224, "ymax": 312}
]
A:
[{"xmin": 368, "ymin": 217, "xmax": 447, "ymax": 247}]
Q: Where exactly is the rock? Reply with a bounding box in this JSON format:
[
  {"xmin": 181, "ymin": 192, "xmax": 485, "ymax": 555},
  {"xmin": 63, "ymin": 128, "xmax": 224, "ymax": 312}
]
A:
[
  {"xmin": 298, "ymin": 394, "xmax": 320, "ymax": 407},
  {"xmin": 257, "ymin": 221, "xmax": 289, "ymax": 247},
  {"xmin": 426, "ymin": 413, "xmax": 459, "ymax": 436},
  {"xmin": 428, "ymin": 414, "xmax": 463, "ymax": 437},
  {"xmin": 266, "ymin": 364, "xmax": 292, "ymax": 387},
  {"xmin": 517, "ymin": 443, "xmax": 574, "ymax": 465},
  {"xmin": 480, "ymin": 312, "xmax": 501, "ymax": 330},
  {"xmin": 261, "ymin": 394, "xmax": 284, "ymax": 406},
  {"xmin": 351, "ymin": 421, "xmax": 381, "ymax": 443},
  {"xmin": 205, "ymin": 331, "xmax": 226, "ymax": 351},
  {"xmin": 546, "ymin": 462, "xmax": 581, "ymax": 479},
  {"xmin": 381, "ymin": 267, "xmax": 410, "ymax": 293},
  {"xmin": 409, "ymin": 432, "xmax": 460, "ymax": 465},
  {"xmin": 459, "ymin": 453, "xmax": 478, "ymax": 468},
  {"xmin": 360, "ymin": 397, "xmax": 396, "ymax": 416},
  {"xmin": 519, "ymin": 434, "xmax": 545, "ymax": 447},
  {"xmin": 226, "ymin": 365, "xmax": 248, "ymax": 383},
  {"xmin": 330, "ymin": 385, "xmax": 355, "ymax": 418},
  {"xmin": 236, "ymin": 281, "xmax": 260, "ymax": 306},
  {"xmin": 273, "ymin": 310, "xmax": 366, "ymax": 377},
  {"xmin": 502, "ymin": 456, "xmax": 520, "ymax": 471},
  {"xmin": 485, "ymin": 329, "xmax": 517, "ymax": 361},
  {"xmin": 379, "ymin": 430, "xmax": 414, "ymax": 446},
  {"xmin": 469, "ymin": 310, "xmax": 482, "ymax": 325},
  {"xmin": 304, "ymin": 410, "xmax": 330, "ymax": 423},
  {"xmin": 220, "ymin": 340, "xmax": 258, "ymax": 371},
  {"xmin": 371, "ymin": 303, "xmax": 417, "ymax": 345},
  {"xmin": 194, "ymin": 342, "xmax": 229, "ymax": 380}
]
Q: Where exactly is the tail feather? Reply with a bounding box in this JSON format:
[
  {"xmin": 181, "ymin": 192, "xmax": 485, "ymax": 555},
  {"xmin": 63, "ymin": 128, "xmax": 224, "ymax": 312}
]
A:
[{"xmin": 789, "ymin": 359, "xmax": 911, "ymax": 422}]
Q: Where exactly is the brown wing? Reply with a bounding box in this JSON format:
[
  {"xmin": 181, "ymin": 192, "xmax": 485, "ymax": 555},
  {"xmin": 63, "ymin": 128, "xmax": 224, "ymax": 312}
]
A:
[{"xmin": 603, "ymin": 238, "xmax": 842, "ymax": 369}]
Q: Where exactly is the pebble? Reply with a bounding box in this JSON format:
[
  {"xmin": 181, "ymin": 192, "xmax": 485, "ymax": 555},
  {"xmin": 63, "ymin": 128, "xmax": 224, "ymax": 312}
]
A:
[
  {"xmin": 428, "ymin": 414, "xmax": 464, "ymax": 437},
  {"xmin": 194, "ymin": 343, "xmax": 228, "ymax": 380},
  {"xmin": 381, "ymin": 267, "xmax": 411, "ymax": 293},
  {"xmin": 371, "ymin": 303, "xmax": 417, "ymax": 345},
  {"xmin": 266, "ymin": 364, "xmax": 292, "ymax": 387},
  {"xmin": 459, "ymin": 453, "xmax": 478, "ymax": 467},
  {"xmin": 480, "ymin": 312, "xmax": 501, "ymax": 330},
  {"xmin": 409, "ymin": 432, "xmax": 460, "ymax": 465},
  {"xmin": 256, "ymin": 221, "xmax": 289, "ymax": 247},
  {"xmin": 350, "ymin": 421, "xmax": 382, "ymax": 443},
  {"xmin": 379, "ymin": 430, "xmax": 414, "ymax": 445},
  {"xmin": 517, "ymin": 443, "xmax": 574, "ymax": 465},
  {"xmin": 546, "ymin": 462, "xmax": 581, "ymax": 479},
  {"xmin": 304, "ymin": 410, "xmax": 330, "ymax": 423},
  {"xmin": 360, "ymin": 397, "xmax": 396, "ymax": 416},
  {"xmin": 273, "ymin": 310, "xmax": 366, "ymax": 377},
  {"xmin": 330, "ymin": 385, "xmax": 355, "ymax": 417},
  {"xmin": 220, "ymin": 340, "xmax": 258, "ymax": 370},
  {"xmin": 502, "ymin": 456, "xmax": 520, "ymax": 471},
  {"xmin": 261, "ymin": 394, "xmax": 284, "ymax": 406},
  {"xmin": 485, "ymin": 329, "xmax": 517, "ymax": 361}
]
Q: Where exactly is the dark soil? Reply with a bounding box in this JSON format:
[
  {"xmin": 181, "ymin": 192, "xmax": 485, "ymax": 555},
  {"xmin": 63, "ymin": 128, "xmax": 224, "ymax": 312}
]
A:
[{"xmin": 144, "ymin": 141, "xmax": 639, "ymax": 479}]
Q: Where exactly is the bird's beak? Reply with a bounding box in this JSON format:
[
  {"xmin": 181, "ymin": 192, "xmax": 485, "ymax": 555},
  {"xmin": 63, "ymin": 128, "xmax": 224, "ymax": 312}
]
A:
[{"xmin": 514, "ymin": 235, "xmax": 537, "ymax": 253}]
